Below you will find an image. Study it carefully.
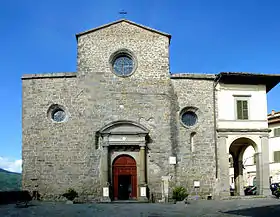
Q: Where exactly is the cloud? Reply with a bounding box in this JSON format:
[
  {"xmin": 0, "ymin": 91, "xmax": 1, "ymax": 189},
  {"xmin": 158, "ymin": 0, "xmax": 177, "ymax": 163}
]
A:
[{"xmin": 0, "ymin": 157, "xmax": 22, "ymax": 173}]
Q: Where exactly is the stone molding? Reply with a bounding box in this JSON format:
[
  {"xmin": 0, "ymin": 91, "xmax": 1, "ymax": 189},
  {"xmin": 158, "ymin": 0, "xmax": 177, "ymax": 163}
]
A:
[
  {"xmin": 217, "ymin": 128, "xmax": 271, "ymax": 133},
  {"xmin": 98, "ymin": 120, "xmax": 148, "ymax": 148},
  {"xmin": 170, "ymin": 73, "xmax": 215, "ymax": 80},
  {"xmin": 21, "ymin": 72, "xmax": 77, "ymax": 80}
]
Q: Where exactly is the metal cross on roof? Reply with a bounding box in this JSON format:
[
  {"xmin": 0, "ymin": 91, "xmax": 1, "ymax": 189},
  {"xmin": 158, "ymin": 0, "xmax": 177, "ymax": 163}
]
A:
[{"xmin": 119, "ymin": 10, "xmax": 128, "ymax": 19}]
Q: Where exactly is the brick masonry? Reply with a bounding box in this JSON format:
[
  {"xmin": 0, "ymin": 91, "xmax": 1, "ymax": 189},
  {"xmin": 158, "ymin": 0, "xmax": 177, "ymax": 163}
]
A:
[{"xmin": 22, "ymin": 20, "xmax": 218, "ymax": 200}]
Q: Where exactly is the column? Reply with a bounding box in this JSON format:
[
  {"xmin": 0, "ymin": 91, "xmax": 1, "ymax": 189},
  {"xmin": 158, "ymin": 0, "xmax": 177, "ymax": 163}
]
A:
[
  {"xmin": 102, "ymin": 145, "xmax": 109, "ymax": 185},
  {"xmin": 255, "ymin": 152, "xmax": 262, "ymax": 195},
  {"xmin": 216, "ymin": 135, "xmax": 230, "ymax": 198},
  {"xmin": 100, "ymin": 139, "xmax": 111, "ymax": 202},
  {"xmin": 139, "ymin": 144, "xmax": 148, "ymax": 201},
  {"xmin": 234, "ymin": 160, "xmax": 244, "ymax": 196},
  {"xmin": 139, "ymin": 145, "xmax": 146, "ymax": 185}
]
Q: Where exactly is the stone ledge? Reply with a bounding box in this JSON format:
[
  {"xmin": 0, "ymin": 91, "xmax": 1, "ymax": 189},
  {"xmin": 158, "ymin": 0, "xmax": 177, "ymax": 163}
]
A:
[
  {"xmin": 170, "ymin": 73, "xmax": 216, "ymax": 80},
  {"xmin": 21, "ymin": 72, "xmax": 77, "ymax": 80},
  {"xmin": 217, "ymin": 128, "xmax": 271, "ymax": 133}
]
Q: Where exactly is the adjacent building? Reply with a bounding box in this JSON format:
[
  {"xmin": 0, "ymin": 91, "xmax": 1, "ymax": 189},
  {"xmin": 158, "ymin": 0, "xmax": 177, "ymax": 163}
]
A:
[
  {"xmin": 229, "ymin": 110, "xmax": 280, "ymax": 190},
  {"xmin": 268, "ymin": 111, "xmax": 280, "ymax": 183}
]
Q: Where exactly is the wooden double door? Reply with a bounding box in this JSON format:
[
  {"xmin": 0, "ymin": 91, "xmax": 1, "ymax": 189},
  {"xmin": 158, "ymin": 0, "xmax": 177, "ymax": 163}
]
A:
[{"xmin": 113, "ymin": 155, "xmax": 137, "ymax": 200}]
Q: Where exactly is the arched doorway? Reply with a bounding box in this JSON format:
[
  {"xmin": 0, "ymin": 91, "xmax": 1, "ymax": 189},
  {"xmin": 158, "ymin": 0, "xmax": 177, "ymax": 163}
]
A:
[
  {"xmin": 229, "ymin": 137, "xmax": 258, "ymax": 196},
  {"xmin": 113, "ymin": 155, "xmax": 137, "ymax": 200}
]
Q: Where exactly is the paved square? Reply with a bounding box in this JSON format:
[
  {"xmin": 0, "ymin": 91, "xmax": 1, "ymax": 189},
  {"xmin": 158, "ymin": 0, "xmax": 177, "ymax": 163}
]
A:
[{"xmin": 1, "ymin": 198, "xmax": 280, "ymax": 217}]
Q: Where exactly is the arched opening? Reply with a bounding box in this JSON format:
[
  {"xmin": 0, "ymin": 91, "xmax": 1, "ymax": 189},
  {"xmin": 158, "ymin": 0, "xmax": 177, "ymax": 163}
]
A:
[
  {"xmin": 112, "ymin": 155, "xmax": 137, "ymax": 200},
  {"xmin": 229, "ymin": 137, "xmax": 258, "ymax": 196}
]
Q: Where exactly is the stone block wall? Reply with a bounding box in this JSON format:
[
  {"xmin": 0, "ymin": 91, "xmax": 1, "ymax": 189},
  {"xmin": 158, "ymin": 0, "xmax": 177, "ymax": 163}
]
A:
[{"xmin": 22, "ymin": 73, "xmax": 103, "ymax": 198}]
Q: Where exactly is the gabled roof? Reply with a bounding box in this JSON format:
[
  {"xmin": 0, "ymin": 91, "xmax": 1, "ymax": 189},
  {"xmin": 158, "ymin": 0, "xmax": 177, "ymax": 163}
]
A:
[
  {"xmin": 76, "ymin": 19, "xmax": 171, "ymax": 41},
  {"xmin": 216, "ymin": 72, "xmax": 280, "ymax": 93}
]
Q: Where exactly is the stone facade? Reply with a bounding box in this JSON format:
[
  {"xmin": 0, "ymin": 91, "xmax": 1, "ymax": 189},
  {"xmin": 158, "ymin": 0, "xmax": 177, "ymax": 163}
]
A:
[{"xmin": 21, "ymin": 19, "xmax": 279, "ymax": 201}]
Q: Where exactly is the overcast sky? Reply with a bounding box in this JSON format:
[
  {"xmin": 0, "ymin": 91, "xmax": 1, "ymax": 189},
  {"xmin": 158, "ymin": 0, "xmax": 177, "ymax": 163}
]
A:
[{"xmin": 1, "ymin": 0, "xmax": 280, "ymax": 173}]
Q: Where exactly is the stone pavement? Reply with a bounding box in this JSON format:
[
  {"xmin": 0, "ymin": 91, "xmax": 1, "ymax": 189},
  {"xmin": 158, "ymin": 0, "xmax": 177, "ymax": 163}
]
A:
[{"xmin": 1, "ymin": 198, "xmax": 280, "ymax": 217}]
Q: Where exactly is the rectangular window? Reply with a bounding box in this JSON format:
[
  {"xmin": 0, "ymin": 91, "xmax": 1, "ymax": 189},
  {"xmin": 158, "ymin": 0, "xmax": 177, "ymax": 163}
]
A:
[
  {"xmin": 274, "ymin": 151, "xmax": 280, "ymax": 163},
  {"xmin": 274, "ymin": 128, "xmax": 280, "ymax": 137},
  {"xmin": 236, "ymin": 100, "xmax": 248, "ymax": 120}
]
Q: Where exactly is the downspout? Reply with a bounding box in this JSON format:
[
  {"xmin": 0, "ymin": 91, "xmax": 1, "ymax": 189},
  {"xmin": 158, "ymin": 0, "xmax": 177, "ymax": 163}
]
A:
[{"xmin": 213, "ymin": 74, "xmax": 222, "ymax": 178}]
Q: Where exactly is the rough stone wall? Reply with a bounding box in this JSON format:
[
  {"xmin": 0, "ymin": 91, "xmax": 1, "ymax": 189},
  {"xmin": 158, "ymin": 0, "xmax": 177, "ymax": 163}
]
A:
[
  {"xmin": 22, "ymin": 21, "xmax": 218, "ymax": 200},
  {"xmin": 76, "ymin": 21, "xmax": 174, "ymax": 200},
  {"xmin": 22, "ymin": 74, "xmax": 102, "ymax": 199},
  {"xmin": 171, "ymin": 78, "xmax": 216, "ymax": 198}
]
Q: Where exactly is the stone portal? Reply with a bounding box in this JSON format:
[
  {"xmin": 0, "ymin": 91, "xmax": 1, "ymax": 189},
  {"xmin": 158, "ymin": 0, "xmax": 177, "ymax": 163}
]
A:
[{"xmin": 98, "ymin": 120, "xmax": 149, "ymax": 201}]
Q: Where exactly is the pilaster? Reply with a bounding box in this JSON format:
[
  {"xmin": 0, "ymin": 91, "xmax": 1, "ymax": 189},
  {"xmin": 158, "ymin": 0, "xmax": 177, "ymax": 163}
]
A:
[
  {"xmin": 216, "ymin": 135, "xmax": 230, "ymax": 198},
  {"xmin": 100, "ymin": 135, "xmax": 111, "ymax": 202},
  {"xmin": 258, "ymin": 135, "xmax": 270, "ymax": 196},
  {"xmin": 139, "ymin": 144, "xmax": 148, "ymax": 201}
]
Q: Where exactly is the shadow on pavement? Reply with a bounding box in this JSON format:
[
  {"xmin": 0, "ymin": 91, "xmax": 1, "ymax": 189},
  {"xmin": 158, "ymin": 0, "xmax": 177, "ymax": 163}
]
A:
[{"xmin": 222, "ymin": 204, "xmax": 280, "ymax": 217}]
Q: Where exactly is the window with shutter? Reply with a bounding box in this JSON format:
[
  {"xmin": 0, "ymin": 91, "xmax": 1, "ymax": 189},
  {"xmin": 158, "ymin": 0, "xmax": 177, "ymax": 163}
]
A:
[
  {"xmin": 236, "ymin": 100, "xmax": 249, "ymax": 120},
  {"xmin": 274, "ymin": 151, "xmax": 280, "ymax": 163},
  {"xmin": 274, "ymin": 128, "xmax": 280, "ymax": 137}
]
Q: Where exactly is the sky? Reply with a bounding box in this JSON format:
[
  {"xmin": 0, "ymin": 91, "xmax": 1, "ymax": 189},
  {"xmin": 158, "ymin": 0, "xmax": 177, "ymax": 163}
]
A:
[{"xmin": 1, "ymin": 0, "xmax": 280, "ymax": 173}]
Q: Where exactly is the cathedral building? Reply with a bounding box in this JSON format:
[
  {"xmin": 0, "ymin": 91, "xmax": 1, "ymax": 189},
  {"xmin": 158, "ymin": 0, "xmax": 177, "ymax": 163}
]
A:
[{"xmin": 21, "ymin": 19, "xmax": 280, "ymax": 201}]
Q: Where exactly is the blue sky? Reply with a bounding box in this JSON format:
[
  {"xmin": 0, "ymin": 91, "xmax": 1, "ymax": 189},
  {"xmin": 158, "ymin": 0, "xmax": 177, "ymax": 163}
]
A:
[{"xmin": 1, "ymin": 0, "xmax": 280, "ymax": 172}]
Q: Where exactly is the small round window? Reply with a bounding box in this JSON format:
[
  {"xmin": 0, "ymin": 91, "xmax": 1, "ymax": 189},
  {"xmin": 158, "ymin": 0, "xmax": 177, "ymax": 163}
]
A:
[
  {"xmin": 47, "ymin": 104, "xmax": 67, "ymax": 123},
  {"xmin": 181, "ymin": 111, "xmax": 198, "ymax": 127},
  {"xmin": 52, "ymin": 108, "xmax": 66, "ymax": 122},
  {"xmin": 113, "ymin": 55, "xmax": 134, "ymax": 76}
]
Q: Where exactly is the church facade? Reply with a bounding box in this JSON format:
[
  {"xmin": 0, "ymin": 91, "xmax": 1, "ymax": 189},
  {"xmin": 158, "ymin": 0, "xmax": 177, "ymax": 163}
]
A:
[{"xmin": 21, "ymin": 19, "xmax": 280, "ymax": 201}]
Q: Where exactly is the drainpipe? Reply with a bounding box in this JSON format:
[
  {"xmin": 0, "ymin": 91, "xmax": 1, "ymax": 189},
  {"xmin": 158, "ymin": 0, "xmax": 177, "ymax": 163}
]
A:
[{"xmin": 213, "ymin": 73, "xmax": 222, "ymax": 178}]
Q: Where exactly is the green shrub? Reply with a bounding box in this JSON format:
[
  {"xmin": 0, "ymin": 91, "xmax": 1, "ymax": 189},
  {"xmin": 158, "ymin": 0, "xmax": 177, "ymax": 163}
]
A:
[
  {"xmin": 172, "ymin": 186, "xmax": 188, "ymax": 201},
  {"xmin": 62, "ymin": 188, "xmax": 78, "ymax": 201}
]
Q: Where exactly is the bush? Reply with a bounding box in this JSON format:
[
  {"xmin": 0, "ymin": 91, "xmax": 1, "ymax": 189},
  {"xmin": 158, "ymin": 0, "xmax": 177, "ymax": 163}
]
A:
[
  {"xmin": 172, "ymin": 186, "xmax": 188, "ymax": 202},
  {"xmin": 62, "ymin": 188, "xmax": 78, "ymax": 201}
]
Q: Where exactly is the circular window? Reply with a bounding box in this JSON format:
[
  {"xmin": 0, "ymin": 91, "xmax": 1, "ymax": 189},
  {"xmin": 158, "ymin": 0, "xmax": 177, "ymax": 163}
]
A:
[
  {"xmin": 47, "ymin": 104, "xmax": 68, "ymax": 123},
  {"xmin": 110, "ymin": 49, "xmax": 137, "ymax": 77},
  {"xmin": 181, "ymin": 111, "xmax": 198, "ymax": 127},
  {"xmin": 52, "ymin": 108, "xmax": 66, "ymax": 122},
  {"xmin": 113, "ymin": 55, "xmax": 134, "ymax": 76}
]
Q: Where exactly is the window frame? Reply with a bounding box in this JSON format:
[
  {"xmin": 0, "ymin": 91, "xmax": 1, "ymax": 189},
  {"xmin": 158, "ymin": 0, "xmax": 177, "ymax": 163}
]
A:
[{"xmin": 234, "ymin": 96, "xmax": 250, "ymax": 120}]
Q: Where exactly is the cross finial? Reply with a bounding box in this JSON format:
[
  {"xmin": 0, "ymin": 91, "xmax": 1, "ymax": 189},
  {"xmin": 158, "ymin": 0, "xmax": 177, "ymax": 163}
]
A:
[{"xmin": 119, "ymin": 10, "xmax": 128, "ymax": 19}]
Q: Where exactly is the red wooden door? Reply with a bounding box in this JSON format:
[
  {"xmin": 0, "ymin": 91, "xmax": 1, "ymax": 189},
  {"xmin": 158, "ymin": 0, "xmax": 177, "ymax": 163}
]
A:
[{"xmin": 113, "ymin": 155, "xmax": 137, "ymax": 200}]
